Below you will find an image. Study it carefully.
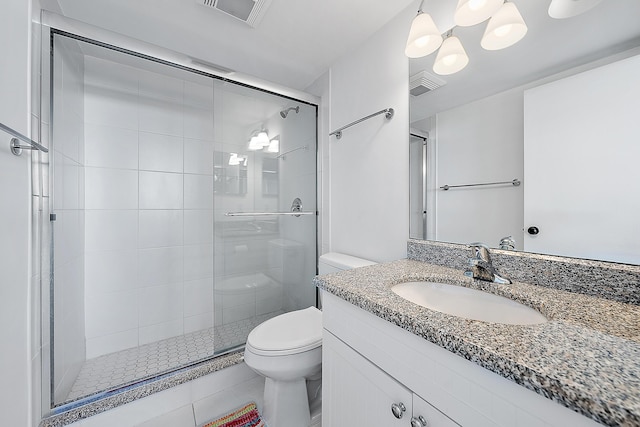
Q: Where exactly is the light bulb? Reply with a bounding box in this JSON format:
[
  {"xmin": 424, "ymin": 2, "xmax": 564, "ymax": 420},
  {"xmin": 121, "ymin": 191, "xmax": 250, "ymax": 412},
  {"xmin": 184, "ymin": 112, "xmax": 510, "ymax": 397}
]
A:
[
  {"xmin": 442, "ymin": 54, "xmax": 458, "ymax": 66},
  {"xmin": 414, "ymin": 35, "xmax": 431, "ymax": 48},
  {"xmin": 468, "ymin": 0, "xmax": 487, "ymax": 11},
  {"xmin": 493, "ymin": 24, "xmax": 513, "ymax": 37}
]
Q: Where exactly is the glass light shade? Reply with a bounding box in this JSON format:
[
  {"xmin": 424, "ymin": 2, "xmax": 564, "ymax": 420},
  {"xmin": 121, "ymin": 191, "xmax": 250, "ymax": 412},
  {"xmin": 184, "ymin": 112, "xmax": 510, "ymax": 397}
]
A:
[
  {"xmin": 454, "ymin": 0, "xmax": 503, "ymax": 27},
  {"xmin": 481, "ymin": 2, "xmax": 527, "ymax": 50},
  {"xmin": 256, "ymin": 130, "xmax": 270, "ymax": 147},
  {"xmin": 548, "ymin": 0, "xmax": 603, "ymax": 19},
  {"xmin": 405, "ymin": 12, "xmax": 443, "ymax": 58},
  {"xmin": 433, "ymin": 36, "xmax": 469, "ymax": 75},
  {"xmin": 228, "ymin": 153, "xmax": 240, "ymax": 165},
  {"xmin": 248, "ymin": 136, "xmax": 263, "ymax": 150},
  {"xmin": 266, "ymin": 138, "xmax": 279, "ymax": 153}
]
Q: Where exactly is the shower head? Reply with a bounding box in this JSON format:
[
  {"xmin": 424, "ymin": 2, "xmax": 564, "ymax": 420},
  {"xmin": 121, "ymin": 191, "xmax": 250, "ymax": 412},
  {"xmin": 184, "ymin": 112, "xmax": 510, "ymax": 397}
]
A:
[{"xmin": 280, "ymin": 106, "xmax": 299, "ymax": 118}]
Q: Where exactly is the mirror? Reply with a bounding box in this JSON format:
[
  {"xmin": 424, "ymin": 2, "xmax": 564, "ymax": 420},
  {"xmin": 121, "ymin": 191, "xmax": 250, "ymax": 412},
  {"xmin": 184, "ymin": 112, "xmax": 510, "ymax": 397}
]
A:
[{"xmin": 409, "ymin": 0, "xmax": 640, "ymax": 264}]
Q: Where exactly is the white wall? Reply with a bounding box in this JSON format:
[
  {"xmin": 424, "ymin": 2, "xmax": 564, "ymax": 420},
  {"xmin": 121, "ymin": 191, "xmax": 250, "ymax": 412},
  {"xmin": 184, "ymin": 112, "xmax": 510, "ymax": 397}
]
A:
[
  {"xmin": 0, "ymin": 1, "xmax": 33, "ymax": 426},
  {"xmin": 433, "ymin": 88, "xmax": 525, "ymax": 249},
  {"xmin": 317, "ymin": 5, "xmax": 413, "ymax": 263}
]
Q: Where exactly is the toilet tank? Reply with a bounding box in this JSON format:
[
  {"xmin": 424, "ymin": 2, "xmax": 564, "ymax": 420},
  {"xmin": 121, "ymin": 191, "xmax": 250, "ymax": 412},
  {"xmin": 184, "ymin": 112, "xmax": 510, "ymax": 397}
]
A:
[{"xmin": 318, "ymin": 252, "xmax": 376, "ymax": 275}]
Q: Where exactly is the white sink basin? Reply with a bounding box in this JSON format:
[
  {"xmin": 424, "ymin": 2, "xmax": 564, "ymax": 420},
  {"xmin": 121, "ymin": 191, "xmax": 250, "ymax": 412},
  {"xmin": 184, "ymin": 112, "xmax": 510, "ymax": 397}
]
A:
[{"xmin": 391, "ymin": 281, "xmax": 547, "ymax": 325}]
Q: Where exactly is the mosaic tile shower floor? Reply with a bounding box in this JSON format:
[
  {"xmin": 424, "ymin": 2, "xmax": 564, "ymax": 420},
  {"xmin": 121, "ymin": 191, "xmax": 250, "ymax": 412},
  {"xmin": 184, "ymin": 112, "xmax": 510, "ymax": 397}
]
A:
[{"xmin": 66, "ymin": 312, "xmax": 280, "ymax": 402}]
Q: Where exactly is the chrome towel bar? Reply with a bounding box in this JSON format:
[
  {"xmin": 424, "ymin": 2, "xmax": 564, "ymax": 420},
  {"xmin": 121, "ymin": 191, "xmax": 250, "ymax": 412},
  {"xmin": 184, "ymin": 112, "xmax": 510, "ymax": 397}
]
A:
[
  {"xmin": 225, "ymin": 211, "xmax": 315, "ymax": 217},
  {"xmin": 225, "ymin": 197, "xmax": 315, "ymax": 217},
  {"xmin": 276, "ymin": 145, "xmax": 308, "ymax": 159},
  {"xmin": 1, "ymin": 122, "xmax": 49, "ymax": 155},
  {"xmin": 440, "ymin": 179, "xmax": 521, "ymax": 191},
  {"xmin": 330, "ymin": 108, "xmax": 394, "ymax": 139}
]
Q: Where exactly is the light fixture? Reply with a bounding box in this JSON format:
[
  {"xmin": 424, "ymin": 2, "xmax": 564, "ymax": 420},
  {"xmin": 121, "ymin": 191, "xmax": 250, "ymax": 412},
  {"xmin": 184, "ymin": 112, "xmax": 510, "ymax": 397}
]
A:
[
  {"xmin": 228, "ymin": 153, "xmax": 248, "ymax": 166},
  {"xmin": 481, "ymin": 1, "xmax": 527, "ymax": 50},
  {"xmin": 433, "ymin": 31, "xmax": 469, "ymax": 75},
  {"xmin": 548, "ymin": 0, "xmax": 603, "ymax": 19},
  {"xmin": 454, "ymin": 0, "xmax": 503, "ymax": 27},
  {"xmin": 266, "ymin": 137, "xmax": 279, "ymax": 153},
  {"xmin": 247, "ymin": 128, "xmax": 270, "ymax": 151},
  {"xmin": 256, "ymin": 130, "xmax": 270, "ymax": 146},
  {"xmin": 248, "ymin": 135, "xmax": 263, "ymax": 151},
  {"xmin": 405, "ymin": 0, "xmax": 443, "ymax": 58}
]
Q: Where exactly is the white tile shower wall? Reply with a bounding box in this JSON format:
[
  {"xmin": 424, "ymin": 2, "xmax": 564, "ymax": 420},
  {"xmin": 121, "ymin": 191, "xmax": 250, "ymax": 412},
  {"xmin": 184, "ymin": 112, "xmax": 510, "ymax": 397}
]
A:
[
  {"xmin": 52, "ymin": 35, "xmax": 87, "ymax": 403},
  {"xmin": 83, "ymin": 56, "xmax": 216, "ymax": 358}
]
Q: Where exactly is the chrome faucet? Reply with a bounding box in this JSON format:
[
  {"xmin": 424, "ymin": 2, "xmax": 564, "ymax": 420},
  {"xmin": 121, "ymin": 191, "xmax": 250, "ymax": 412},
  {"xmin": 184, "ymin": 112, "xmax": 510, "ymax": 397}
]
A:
[{"xmin": 464, "ymin": 243, "xmax": 511, "ymax": 284}]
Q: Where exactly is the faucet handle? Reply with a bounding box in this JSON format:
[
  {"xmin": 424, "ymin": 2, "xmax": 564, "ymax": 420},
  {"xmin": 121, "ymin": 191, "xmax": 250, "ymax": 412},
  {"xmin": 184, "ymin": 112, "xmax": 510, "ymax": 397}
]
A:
[
  {"xmin": 469, "ymin": 242, "xmax": 489, "ymax": 248},
  {"xmin": 499, "ymin": 236, "xmax": 516, "ymax": 251},
  {"xmin": 468, "ymin": 242, "xmax": 491, "ymax": 261}
]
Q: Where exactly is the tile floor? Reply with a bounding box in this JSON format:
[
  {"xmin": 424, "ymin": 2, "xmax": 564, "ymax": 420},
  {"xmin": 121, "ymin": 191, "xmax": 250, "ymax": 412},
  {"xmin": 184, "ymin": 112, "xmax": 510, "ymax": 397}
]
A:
[{"xmin": 67, "ymin": 312, "xmax": 281, "ymax": 402}]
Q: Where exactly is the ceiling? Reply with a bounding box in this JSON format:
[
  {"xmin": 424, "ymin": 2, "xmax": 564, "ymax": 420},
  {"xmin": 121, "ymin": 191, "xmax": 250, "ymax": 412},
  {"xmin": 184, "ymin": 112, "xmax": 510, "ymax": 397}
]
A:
[
  {"xmin": 54, "ymin": 0, "xmax": 416, "ymax": 91},
  {"xmin": 409, "ymin": 0, "xmax": 640, "ymax": 122},
  {"xmin": 49, "ymin": 0, "xmax": 640, "ymax": 118}
]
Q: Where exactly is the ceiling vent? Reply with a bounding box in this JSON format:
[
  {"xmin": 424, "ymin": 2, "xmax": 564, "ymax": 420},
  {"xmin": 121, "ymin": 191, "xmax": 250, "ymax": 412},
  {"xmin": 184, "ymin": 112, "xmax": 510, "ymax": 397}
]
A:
[
  {"xmin": 410, "ymin": 71, "xmax": 446, "ymax": 96},
  {"xmin": 196, "ymin": 0, "xmax": 273, "ymax": 28}
]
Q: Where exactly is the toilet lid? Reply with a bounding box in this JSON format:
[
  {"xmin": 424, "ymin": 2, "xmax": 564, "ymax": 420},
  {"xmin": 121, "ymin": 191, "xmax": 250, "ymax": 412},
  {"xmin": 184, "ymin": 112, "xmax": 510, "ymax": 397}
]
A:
[{"xmin": 247, "ymin": 307, "xmax": 322, "ymax": 355}]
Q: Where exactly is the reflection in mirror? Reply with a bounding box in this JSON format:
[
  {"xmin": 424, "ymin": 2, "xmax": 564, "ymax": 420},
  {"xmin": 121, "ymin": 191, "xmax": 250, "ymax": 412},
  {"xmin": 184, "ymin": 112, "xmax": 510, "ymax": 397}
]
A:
[
  {"xmin": 262, "ymin": 157, "xmax": 279, "ymax": 196},
  {"xmin": 409, "ymin": 0, "xmax": 640, "ymax": 264},
  {"xmin": 214, "ymin": 150, "xmax": 248, "ymax": 195}
]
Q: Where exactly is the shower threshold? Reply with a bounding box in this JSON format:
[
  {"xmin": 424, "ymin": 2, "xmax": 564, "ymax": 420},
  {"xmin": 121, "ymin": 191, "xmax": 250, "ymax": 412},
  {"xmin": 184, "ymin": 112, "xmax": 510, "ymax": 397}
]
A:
[{"xmin": 64, "ymin": 312, "xmax": 281, "ymax": 404}]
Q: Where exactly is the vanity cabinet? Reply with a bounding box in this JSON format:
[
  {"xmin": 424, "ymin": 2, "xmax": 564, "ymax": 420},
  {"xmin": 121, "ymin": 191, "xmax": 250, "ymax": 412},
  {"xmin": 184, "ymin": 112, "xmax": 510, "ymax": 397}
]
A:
[
  {"xmin": 323, "ymin": 330, "xmax": 458, "ymax": 426},
  {"xmin": 321, "ymin": 292, "xmax": 601, "ymax": 427}
]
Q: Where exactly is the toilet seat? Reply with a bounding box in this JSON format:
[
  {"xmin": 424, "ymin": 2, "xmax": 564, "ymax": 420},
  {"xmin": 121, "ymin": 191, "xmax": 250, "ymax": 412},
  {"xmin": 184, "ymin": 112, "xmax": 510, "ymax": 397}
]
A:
[{"xmin": 246, "ymin": 307, "xmax": 322, "ymax": 356}]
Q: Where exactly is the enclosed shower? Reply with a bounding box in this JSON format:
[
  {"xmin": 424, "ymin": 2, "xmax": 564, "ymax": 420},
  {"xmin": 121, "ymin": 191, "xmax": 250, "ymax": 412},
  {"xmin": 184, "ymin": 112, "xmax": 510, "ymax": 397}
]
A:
[{"xmin": 46, "ymin": 30, "xmax": 317, "ymax": 409}]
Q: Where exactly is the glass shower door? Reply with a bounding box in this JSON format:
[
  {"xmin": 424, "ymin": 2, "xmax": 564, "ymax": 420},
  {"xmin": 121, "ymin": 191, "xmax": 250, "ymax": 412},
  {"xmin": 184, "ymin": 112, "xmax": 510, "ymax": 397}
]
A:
[
  {"xmin": 48, "ymin": 31, "xmax": 317, "ymax": 408},
  {"xmin": 212, "ymin": 83, "xmax": 317, "ymax": 352}
]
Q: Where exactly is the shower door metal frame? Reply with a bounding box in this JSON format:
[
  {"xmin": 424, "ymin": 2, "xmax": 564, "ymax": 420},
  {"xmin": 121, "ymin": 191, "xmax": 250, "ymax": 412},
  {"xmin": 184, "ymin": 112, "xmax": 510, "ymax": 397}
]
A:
[{"xmin": 38, "ymin": 11, "xmax": 320, "ymax": 417}]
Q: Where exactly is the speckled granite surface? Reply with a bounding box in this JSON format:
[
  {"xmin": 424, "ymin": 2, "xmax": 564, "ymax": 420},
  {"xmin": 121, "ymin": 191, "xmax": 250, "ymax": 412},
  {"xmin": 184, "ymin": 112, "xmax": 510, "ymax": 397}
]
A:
[
  {"xmin": 408, "ymin": 239, "xmax": 640, "ymax": 305},
  {"xmin": 39, "ymin": 352, "xmax": 244, "ymax": 427},
  {"xmin": 314, "ymin": 258, "xmax": 640, "ymax": 426}
]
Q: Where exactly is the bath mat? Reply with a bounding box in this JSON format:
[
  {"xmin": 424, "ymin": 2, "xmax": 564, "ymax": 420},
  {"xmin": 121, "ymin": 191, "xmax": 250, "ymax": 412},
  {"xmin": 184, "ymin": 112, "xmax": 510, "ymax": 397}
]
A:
[{"xmin": 201, "ymin": 402, "xmax": 265, "ymax": 427}]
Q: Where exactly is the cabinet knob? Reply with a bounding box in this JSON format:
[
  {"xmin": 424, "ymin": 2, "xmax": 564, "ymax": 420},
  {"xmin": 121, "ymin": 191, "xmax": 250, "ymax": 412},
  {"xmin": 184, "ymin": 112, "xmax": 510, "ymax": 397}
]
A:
[
  {"xmin": 391, "ymin": 402, "xmax": 406, "ymax": 419},
  {"xmin": 411, "ymin": 415, "xmax": 428, "ymax": 427},
  {"xmin": 527, "ymin": 226, "xmax": 539, "ymax": 235}
]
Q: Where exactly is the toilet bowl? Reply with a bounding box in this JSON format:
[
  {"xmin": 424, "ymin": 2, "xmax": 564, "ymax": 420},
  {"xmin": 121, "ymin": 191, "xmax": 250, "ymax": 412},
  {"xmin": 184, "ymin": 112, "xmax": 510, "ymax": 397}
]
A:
[
  {"xmin": 244, "ymin": 306, "xmax": 323, "ymax": 427},
  {"xmin": 244, "ymin": 253, "xmax": 376, "ymax": 427}
]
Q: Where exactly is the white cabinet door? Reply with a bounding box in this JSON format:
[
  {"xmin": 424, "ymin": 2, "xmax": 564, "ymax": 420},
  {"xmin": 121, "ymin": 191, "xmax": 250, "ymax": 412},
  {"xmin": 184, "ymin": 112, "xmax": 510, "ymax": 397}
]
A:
[
  {"xmin": 323, "ymin": 330, "xmax": 412, "ymax": 426},
  {"xmin": 413, "ymin": 394, "xmax": 460, "ymax": 427}
]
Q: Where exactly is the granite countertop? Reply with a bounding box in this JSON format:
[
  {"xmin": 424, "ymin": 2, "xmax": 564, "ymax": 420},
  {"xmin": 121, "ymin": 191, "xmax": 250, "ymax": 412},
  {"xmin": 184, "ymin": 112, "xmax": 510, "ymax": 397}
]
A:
[{"xmin": 314, "ymin": 259, "xmax": 640, "ymax": 427}]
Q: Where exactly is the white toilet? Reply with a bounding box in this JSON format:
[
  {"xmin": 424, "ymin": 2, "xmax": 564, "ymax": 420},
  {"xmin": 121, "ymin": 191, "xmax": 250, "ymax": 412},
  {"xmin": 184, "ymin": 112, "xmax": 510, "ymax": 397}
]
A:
[{"xmin": 243, "ymin": 252, "xmax": 376, "ymax": 427}]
